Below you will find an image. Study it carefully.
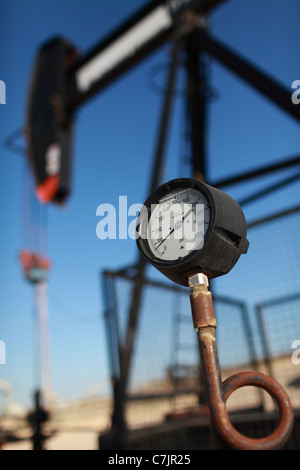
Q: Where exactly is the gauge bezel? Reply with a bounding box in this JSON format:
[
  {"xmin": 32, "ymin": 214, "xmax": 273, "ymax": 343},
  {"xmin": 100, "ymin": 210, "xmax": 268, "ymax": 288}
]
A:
[
  {"xmin": 136, "ymin": 177, "xmax": 249, "ymax": 287},
  {"xmin": 136, "ymin": 178, "xmax": 215, "ymax": 269}
]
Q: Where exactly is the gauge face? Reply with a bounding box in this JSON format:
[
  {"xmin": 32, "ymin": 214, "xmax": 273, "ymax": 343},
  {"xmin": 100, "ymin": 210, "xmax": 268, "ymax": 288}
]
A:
[
  {"xmin": 136, "ymin": 178, "xmax": 249, "ymax": 286},
  {"xmin": 146, "ymin": 187, "xmax": 211, "ymax": 261}
]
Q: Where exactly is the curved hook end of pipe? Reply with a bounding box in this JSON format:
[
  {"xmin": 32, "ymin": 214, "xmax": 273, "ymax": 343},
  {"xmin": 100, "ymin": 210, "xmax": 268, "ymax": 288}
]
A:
[{"xmin": 217, "ymin": 371, "xmax": 295, "ymax": 450}]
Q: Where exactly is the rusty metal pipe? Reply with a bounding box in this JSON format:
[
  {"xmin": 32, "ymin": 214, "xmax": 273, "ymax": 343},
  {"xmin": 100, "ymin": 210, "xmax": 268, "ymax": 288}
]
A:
[{"xmin": 189, "ymin": 273, "xmax": 294, "ymax": 450}]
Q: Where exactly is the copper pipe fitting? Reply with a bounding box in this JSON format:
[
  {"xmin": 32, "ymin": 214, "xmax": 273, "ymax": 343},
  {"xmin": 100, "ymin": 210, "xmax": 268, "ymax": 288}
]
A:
[{"xmin": 189, "ymin": 273, "xmax": 294, "ymax": 450}]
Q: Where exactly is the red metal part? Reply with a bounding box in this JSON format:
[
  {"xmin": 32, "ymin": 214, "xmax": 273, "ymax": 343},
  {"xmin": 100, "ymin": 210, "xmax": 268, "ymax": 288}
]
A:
[
  {"xmin": 222, "ymin": 371, "xmax": 295, "ymax": 450},
  {"xmin": 190, "ymin": 286, "xmax": 295, "ymax": 450},
  {"xmin": 19, "ymin": 250, "xmax": 51, "ymax": 283},
  {"xmin": 35, "ymin": 174, "xmax": 60, "ymax": 204},
  {"xmin": 19, "ymin": 250, "xmax": 51, "ymax": 271}
]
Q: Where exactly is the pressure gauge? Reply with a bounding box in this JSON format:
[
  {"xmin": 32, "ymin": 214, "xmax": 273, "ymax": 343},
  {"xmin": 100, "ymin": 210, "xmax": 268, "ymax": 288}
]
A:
[{"xmin": 136, "ymin": 178, "xmax": 249, "ymax": 287}]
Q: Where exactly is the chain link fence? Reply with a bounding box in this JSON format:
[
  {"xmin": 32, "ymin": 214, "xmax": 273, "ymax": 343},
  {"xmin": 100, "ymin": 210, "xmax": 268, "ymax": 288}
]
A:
[{"xmin": 101, "ymin": 208, "xmax": 300, "ymax": 449}]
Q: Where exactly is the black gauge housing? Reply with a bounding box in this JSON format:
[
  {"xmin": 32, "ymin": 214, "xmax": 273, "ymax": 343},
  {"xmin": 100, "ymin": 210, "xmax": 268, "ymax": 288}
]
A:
[{"xmin": 136, "ymin": 178, "xmax": 249, "ymax": 287}]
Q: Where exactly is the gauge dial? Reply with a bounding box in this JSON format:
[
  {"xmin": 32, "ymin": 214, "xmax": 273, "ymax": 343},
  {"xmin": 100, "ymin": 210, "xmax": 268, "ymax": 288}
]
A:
[
  {"xmin": 147, "ymin": 187, "xmax": 210, "ymax": 261},
  {"xmin": 136, "ymin": 178, "xmax": 249, "ymax": 287}
]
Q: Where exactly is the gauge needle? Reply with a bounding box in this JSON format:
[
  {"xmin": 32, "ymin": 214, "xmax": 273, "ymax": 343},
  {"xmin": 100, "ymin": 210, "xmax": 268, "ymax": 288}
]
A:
[{"xmin": 154, "ymin": 206, "xmax": 193, "ymax": 251}]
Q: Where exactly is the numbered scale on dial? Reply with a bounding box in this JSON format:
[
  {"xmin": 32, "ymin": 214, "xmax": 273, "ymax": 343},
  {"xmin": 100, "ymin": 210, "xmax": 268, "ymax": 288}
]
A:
[
  {"xmin": 147, "ymin": 187, "xmax": 211, "ymax": 261},
  {"xmin": 136, "ymin": 178, "xmax": 249, "ymax": 287}
]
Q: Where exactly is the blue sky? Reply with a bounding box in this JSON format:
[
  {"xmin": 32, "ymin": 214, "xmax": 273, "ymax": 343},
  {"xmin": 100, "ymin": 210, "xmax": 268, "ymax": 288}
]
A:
[{"xmin": 0, "ymin": 0, "xmax": 299, "ymax": 408}]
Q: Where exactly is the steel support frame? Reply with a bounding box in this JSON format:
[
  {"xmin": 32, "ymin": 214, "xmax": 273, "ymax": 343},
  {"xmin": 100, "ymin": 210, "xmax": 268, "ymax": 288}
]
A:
[
  {"xmin": 109, "ymin": 43, "xmax": 180, "ymax": 439},
  {"xmin": 65, "ymin": 0, "xmax": 227, "ymax": 111},
  {"xmin": 192, "ymin": 29, "xmax": 300, "ymax": 123},
  {"xmin": 101, "ymin": 14, "xmax": 300, "ymax": 448},
  {"xmin": 113, "ymin": 32, "xmax": 211, "ymax": 438}
]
